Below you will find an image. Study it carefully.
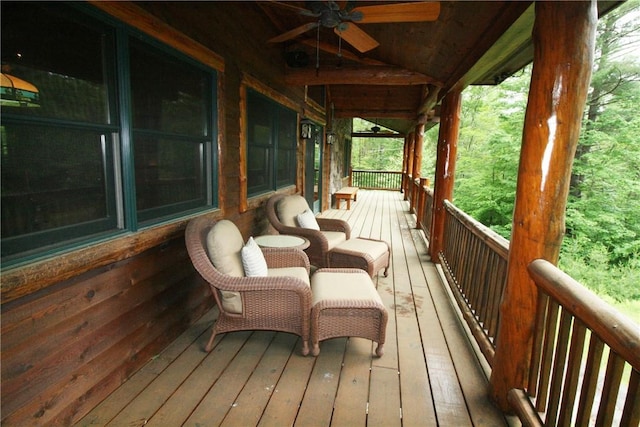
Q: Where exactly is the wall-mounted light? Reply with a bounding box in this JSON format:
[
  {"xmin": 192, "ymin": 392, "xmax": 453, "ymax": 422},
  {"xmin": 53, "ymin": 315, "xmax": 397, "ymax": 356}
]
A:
[
  {"xmin": 300, "ymin": 118, "xmax": 314, "ymax": 139},
  {"xmin": 326, "ymin": 131, "xmax": 336, "ymax": 145}
]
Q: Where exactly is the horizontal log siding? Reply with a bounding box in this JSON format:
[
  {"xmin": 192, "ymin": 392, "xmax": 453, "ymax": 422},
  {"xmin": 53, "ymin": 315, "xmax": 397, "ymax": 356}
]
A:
[
  {"xmin": 0, "ymin": 237, "xmax": 212, "ymax": 426},
  {"xmin": 437, "ymin": 200, "xmax": 510, "ymax": 366}
]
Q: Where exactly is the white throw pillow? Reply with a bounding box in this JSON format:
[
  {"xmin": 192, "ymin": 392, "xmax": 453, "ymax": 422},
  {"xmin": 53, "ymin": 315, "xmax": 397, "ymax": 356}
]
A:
[
  {"xmin": 241, "ymin": 237, "xmax": 268, "ymax": 277},
  {"xmin": 296, "ymin": 209, "xmax": 320, "ymax": 230}
]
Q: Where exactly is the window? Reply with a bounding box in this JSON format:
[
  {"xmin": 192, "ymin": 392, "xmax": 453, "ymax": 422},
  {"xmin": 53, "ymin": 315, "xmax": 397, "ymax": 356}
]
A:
[
  {"xmin": 129, "ymin": 37, "xmax": 214, "ymax": 223},
  {"xmin": 246, "ymin": 89, "xmax": 297, "ymax": 196},
  {"xmin": 0, "ymin": 3, "xmax": 218, "ymax": 264}
]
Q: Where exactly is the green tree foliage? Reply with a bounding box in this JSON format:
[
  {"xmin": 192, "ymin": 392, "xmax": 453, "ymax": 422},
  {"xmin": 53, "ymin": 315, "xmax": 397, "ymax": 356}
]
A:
[
  {"xmin": 351, "ymin": 118, "xmax": 404, "ymax": 171},
  {"xmin": 429, "ymin": 2, "xmax": 640, "ymax": 303}
]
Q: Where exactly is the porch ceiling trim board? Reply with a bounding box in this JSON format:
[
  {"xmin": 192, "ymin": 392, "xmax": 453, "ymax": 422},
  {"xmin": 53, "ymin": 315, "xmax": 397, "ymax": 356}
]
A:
[
  {"xmin": 284, "ymin": 66, "xmax": 443, "ymax": 87},
  {"xmin": 89, "ymin": 1, "xmax": 225, "ymax": 72}
]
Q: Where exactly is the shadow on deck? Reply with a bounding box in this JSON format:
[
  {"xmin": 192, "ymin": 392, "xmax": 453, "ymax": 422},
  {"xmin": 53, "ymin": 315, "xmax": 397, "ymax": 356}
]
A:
[{"xmin": 77, "ymin": 190, "xmax": 511, "ymax": 426}]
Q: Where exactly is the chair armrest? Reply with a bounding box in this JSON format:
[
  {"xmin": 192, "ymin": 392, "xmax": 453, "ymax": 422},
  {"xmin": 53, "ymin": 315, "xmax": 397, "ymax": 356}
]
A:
[
  {"xmin": 262, "ymin": 247, "xmax": 310, "ymax": 273},
  {"xmin": 213, "ymin": 273, "xmax": 311, "ymax": 294},
  {"xmin": 317, "ymin": 218, "xmax": 351, "ymax": 239}
]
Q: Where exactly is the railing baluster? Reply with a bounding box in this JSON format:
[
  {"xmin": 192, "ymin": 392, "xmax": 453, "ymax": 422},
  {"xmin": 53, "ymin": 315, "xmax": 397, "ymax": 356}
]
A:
[
  {"xmin": 546, "ymin": 309, "xmax": 573, "ymax": 426},
  {"xmin": 596, "ymin": 352, "xmax": 626, "ymax": 426},
  {"xmin": 528, "ymin": 293, "xmax": 549, "ymax": 396},
  {"xmin": 575, "ymin": 334, "xmax": 605, "ymax": 425},
  {"xmin": 620, "ymin": 369, "xmax": 640, "ymax": 427},
  {"xmin": 557, "ymin": 318, "xmax": 587, "ymax": 426},
  {"xmin": 537, "ymin": 300, "xmax": 560, "ymax": 413}
]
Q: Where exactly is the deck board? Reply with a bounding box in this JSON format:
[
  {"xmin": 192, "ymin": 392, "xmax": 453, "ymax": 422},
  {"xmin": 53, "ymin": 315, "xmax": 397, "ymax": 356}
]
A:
[{"xmin": 76, "ymin": 190, "xmax": 509, "ymax": 427}]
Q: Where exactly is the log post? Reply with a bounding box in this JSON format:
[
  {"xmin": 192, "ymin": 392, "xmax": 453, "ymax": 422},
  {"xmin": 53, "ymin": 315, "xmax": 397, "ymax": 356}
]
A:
[
  {"xmin": 429, "ymin": 90, "xmax": 461, "ymax": 259},
  {"xmin": 411, "ymin": 123, "xmax": 425, "ymax": 214},
  {"xmin": 489, "ymin": 1, "xmax": 597, "ymax": 411}
]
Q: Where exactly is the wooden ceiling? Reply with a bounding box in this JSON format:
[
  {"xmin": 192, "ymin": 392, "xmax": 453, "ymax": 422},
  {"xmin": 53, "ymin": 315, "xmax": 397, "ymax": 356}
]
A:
[{"xmin": 257, "ymin": 1, "xmax": 620, "ymax": 134}]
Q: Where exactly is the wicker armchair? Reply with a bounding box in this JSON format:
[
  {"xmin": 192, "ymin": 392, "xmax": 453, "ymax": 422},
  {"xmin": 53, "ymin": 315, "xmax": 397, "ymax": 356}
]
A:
[
  {"xmin": 185, "ymin": 216, "xmax": 312, "ymax": 355},
  {"xmin": 266, "ymin": 193, "xmax": 351, "ymax": 268}
]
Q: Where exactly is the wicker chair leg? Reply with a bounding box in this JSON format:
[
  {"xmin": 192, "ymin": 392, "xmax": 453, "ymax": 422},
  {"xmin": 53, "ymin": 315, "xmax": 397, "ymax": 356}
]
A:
[
  {"xmin": 204, "ymin": 328, "xmax": 217, "ymax": 352},
  {"xmin": 383, "ymin": 266, "xmax": 389, "ymax": 277},
  {"xmin": 301, "ymin": 340, "xmax": 310, "ymax": 356},
  {"xmin": 311, "ymin": 342, "xmax": 321, "ymax": 356},
  {"xmin": 375, "ymin": 343, "xmax": 384, "ymax": 357}
]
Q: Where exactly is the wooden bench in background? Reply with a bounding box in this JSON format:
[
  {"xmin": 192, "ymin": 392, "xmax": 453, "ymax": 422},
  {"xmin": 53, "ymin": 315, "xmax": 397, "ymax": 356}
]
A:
[{"xmin": 334, "ymin": 186, "xmax": 358, "ymax": 210}]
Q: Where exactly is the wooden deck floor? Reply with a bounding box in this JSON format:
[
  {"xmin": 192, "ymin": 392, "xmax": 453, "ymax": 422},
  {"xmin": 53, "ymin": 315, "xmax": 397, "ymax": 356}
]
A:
[{"xmin": 77, "ymin": 190, "xmax": 511, "ymax": 427}]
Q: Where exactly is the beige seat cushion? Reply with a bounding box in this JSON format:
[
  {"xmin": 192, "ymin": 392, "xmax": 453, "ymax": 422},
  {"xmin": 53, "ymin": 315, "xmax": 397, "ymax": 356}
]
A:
[
  {"xmin": 277, "ymin": 195, "xmax": 310, "ymax": 227},
  {"xmin": 334, "ymin": 238, "xmax": 388, "ymax": 259},
  {"xmin": 311, "ymin": 271, "xmax": 381, "ymax": 305},
  {"xmin": 321, "ymin": 230, "xmax": 348, "ymax": 250},
  {"xmin": 206, "ymin": 219, "xmax": 244, "ymax": 313},
  {"xmin": 268, "ymin": 267, "xmax": 311, "ymax": 286},
  {"xmin": 206, "ymin": 219, "xmax": 244, "ymax": 276}
]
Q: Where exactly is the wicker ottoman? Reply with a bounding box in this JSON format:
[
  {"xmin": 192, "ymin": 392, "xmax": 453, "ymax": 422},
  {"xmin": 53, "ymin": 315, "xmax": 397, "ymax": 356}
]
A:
[
  {"xmin": 327, "ymin": 237, "xmax": 390, "ymax": 278},
  {"xmin": 310, "ymin": 268, "xmax": 388, "ymax": 357}
]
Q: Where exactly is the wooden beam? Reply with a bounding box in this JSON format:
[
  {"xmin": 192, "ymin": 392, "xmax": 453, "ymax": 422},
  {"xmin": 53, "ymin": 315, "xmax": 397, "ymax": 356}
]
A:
[
  {"xmin": 89, "ymin": 1, "xmax": 224, "ymax": 72},
  {"xmin": 299, "ymin": 39, "xmax": 388, "ymax": 66},
  {"xmin": 335, "ymin": 109, "xmax": 416, "ymax": 119},
  {"xmin": 285, "ymin": 66, "xmax": 441, "ymax": 86},
  {"xmin": 351, "ymin": 132, "xmax": 403, "ymax": 138},
  {"xmin": 489, "ymin": 1, "xmax": 597, "ymax": 411}
]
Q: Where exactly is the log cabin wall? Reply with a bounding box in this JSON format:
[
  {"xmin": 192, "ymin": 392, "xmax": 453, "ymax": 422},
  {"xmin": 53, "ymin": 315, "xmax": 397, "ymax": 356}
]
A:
[{"xmin": 0, "ymin": 3, "xmax": 315, "ymax": 425}]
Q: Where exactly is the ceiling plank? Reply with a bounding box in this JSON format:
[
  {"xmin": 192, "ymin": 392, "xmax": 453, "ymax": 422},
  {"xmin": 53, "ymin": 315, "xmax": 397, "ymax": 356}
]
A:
[
  {"xmin": 334, "ymin": 109, "xmax": 416, "ymax": 119},
  {"xmin": 299, "ymin": 39, "xmax": 388, "ymax": 66},
  {"xmin": 285, "ymin": 66, "xmax": 442, "ymax": 86}
]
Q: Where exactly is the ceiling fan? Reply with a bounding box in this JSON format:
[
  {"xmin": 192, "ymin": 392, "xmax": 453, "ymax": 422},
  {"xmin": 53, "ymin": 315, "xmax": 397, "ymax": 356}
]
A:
[{"xmin": 267, "ymin": 1, "xmax": 441, "ymax": 53}]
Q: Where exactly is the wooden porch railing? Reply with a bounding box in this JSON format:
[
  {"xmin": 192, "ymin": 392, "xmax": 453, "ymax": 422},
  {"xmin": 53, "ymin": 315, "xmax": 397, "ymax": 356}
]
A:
[
  {"xmin": 416, "ymin": 179, "xmax": 433, "ymax": 240},
  {"xmin": 509, "ymin": 259, "xmax": 640, "ymax": 426},
  {"xmin": 409, "ymin": 176, "xmax": 639, "ymax": 425},
  {"xmin": 436, "ymin": 200, "xmax": 510, "ymax": 366},
  {"xmin": 351, "ymin": 169, "xmax": 402, "ymax": 190}
]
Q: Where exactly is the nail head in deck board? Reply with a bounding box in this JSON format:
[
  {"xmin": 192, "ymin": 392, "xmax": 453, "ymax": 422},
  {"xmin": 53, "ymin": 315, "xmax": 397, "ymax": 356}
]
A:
[
  {"xmin": 294, "ymin": 337, "xmax": 347, "ymax": 425},
  {"xmin": 330, "ymin": 337, "xmax": 375, "ymax": 426},
  {"xmin": 257, "ymin": 345, "xmax": 317, "ymax": 426}
]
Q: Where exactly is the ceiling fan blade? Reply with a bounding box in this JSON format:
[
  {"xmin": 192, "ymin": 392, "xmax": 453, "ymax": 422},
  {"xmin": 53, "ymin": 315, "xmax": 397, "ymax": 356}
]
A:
[
  {"xmin": 334, "ymin": 23, "xmax": 379, "ymax": 53},
  {"xmin": 268, "ymin": 22, "xmax": 319, "ymax": 44},
  {"xmin": 353, "ymin": 2, "xmax": 441, "ymax": 23}
]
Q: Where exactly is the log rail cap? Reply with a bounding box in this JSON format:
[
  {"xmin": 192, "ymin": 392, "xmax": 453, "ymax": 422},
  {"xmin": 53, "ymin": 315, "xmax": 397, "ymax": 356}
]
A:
[{"xmin": 528, "ymin": 258, "xmax": 640, "ymax": 370}]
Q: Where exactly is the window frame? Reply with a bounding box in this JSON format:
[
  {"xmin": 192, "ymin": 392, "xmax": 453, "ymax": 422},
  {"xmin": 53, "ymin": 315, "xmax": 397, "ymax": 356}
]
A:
[
  {"xmin": 239, "ymin": 74, "xmax": 302, "ymax": 212},
  {"xmin": 0, "ymin": 2, "xmax": 222, "ymax": 267}
]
